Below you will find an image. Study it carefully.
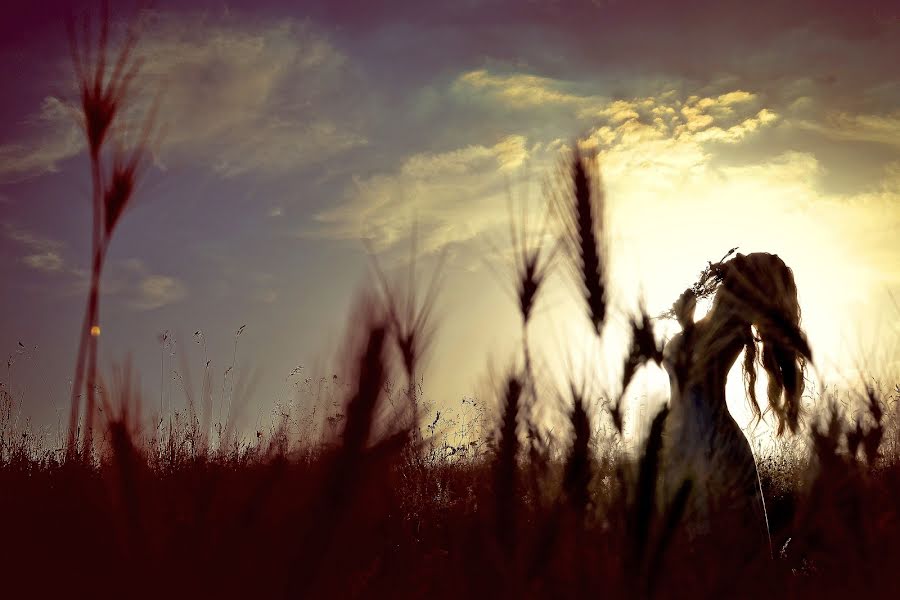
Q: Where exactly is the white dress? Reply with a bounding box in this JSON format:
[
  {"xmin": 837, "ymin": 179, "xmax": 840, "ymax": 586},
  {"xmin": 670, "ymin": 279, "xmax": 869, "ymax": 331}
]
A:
[{"xmin": 661, "ymin": 323, "xmax": 772, "ymax": 560}]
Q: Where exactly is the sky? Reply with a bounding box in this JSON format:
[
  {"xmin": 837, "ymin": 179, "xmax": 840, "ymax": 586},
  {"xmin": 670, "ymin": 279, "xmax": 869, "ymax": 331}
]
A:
[{"xmin": 1, "ymin": 0, "xmax": 899, "ymax": 445}]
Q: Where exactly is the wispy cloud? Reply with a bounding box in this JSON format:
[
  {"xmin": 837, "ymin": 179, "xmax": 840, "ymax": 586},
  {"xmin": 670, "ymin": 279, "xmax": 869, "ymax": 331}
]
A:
[
  {"xmin": 0, "ymin": 97, "xmax": 83, "ymax": 182},
  {"xmin": 4, "ymin": 224, "xmax": 68, "ymax": 273},
  {"xmin": 140, "ymin": 14, "xmax": 368, "ymax": 176},
  {"xmin": 796, "ymin": 111, "xmax": 900, "ymax": 148},
  {"xmin": 453, "ymin": 69, "xmax": 599, "ymax": 110},
  {"xmin": 2, "ymin": 228, "xmax": 187, "ymax": 309},
  {"xmin": 22, "ymin": 252, "xmax": 65, "ymax": 273},
  {"xmin": 129, "ymin": 274, "xmax": 187, "ymax": 310},
  {"xmin": 0, "ymin": 13, "xmax": 367, "ymax": 182},
  {"xmin": 91, "ymin": 258, "xmax": 188, "ymax": 311},
  {"xmin": 312, "ymin": 134, "xmax": 530, "ymax": 252}
]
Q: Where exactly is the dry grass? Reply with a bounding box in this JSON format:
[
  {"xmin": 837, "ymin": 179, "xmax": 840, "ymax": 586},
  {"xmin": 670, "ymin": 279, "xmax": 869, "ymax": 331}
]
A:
[{"xmin": 3, "ymin": 366, "xmax": 898, "ymax": 598}]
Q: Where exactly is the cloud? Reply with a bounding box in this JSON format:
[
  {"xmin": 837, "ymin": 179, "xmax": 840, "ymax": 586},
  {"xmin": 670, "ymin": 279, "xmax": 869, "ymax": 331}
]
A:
[
  {"xmin": 128, "ymin": 275, "xmax": 187, "ymax": 311},
  {"xmin": 254, "ymin": 288, "xmax": 278, "ymax": 304},
  {"xmin": 0, "ymin": 97, "xmax": 83, "ymax": 182},
  {"xmin": 4, "ymin": 224, "xmax": 68, "ymax": 273},
  {"xmin": 691, "ymin": 108, "xmax": 779, "ymax": 144},
  {"xmin": 314, "ymin": 71, "xmax": 788, "ymax": 253},
  {"xmin": 796, "ymin": 111, "xmax": 900, "ymax": 148},
  {"xmin": 5, "ymin": 225, "xmax": 63, "ymax": 251},
  {"xmin": 1, "ymin": 226, "xmax": 186, "ymax": 310},
  {"xmin": 454, "ymin": 69, "xmax": 780, "ymax": 150},
  {"xmin": 99, "ymin": 258, "xmax": 187, "ymax": 310},
  {"xmin": 453, "ymin": 69, "xmax": 597, "ymax": 109},
  {"xmin": 454, "ymin": 69, "xmax": 764, "ymax": 126},
  {"xmin": 312, "ymin": 134, "xmax": 530, "ymax": 251},
  {"xmin": 28, "ymin": 252, "xmax": 189, "ymax": 311},
  {"xmin": 138, "ymin": 14, "xmax": 368, "ymax": 176},
  {"xmin": 0, "ymin": 13, "xmax": 367, "ymax": 182},
  {"xmin": 22, "ymin": 251, "xmax": 64, "ymax": 272}
]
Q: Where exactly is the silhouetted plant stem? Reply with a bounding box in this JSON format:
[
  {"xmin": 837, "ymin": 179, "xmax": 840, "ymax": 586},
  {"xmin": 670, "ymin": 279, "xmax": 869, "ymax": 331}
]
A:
[
  {"xmin": 83, "ymin": 241, "xmax": 108, "ymax": 459},
  {"xmin": 67, "ymin": 300, "xmax": 90, "ymax": 457},
  {"xmin": 68, "ymin": 152, "xmax": 105, "ymax": 460},
  {"xmin": 83, "ymin": 150, "xmax": 103, "ymax": 458},
  {"xmin": 495, "ymin": 372, "xmax": 522, "ymax": 554},
  {"xmin": 65, "ymin": 4, "xmax": 156, "ymax": 460}
]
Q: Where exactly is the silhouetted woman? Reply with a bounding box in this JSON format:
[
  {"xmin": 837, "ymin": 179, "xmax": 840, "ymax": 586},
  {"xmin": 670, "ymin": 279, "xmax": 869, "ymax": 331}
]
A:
[{"xmin": 661, "ymin": 252, "xmax": 811, "ymax": 571}]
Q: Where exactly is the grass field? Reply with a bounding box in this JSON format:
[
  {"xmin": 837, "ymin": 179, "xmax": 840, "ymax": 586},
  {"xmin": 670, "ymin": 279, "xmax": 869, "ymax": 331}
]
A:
[{"xmin": 1, "ymin": 364, "xmax": 898, "ymax": 598}]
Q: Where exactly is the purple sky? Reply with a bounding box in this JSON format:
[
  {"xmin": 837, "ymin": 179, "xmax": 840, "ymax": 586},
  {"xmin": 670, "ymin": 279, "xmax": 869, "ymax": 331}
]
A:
[{"xmin": 2, "ymin": 0, "xmax": 899, "ymax": 442}]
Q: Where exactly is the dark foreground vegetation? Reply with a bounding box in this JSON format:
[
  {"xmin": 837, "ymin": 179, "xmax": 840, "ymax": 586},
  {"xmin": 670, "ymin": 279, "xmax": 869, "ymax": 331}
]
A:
[
  {"xmin": 2, "ymin": 5, "xmax": 899, "ymax": 599},
  {"xmin": 1, "ymin": 369, "xmax": 899, "ymax": 599}
]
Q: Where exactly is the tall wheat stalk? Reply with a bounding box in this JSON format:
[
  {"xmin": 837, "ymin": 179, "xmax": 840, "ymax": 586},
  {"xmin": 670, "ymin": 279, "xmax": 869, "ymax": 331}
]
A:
[
  {"xmin": 367, "ymin": 232, "xmax": 444, "ymax": 442},
  {"xmin": 554, "ymin": 148, "xmax": 607, "ymax": 338},
  {"xmin": 66, "ymin": 3, "xmax": 157, "ymax": 459}
]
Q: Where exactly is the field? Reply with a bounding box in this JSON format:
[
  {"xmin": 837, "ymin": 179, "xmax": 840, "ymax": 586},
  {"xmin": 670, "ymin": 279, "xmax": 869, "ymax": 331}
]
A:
[{"xmin": 1, "ymin": 364, "xmax": 899, "ymax": 598}]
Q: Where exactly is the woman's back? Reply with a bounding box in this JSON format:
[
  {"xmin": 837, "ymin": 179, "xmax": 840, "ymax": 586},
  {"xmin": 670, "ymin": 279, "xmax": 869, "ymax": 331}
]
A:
[{"xmin": 662, "ymin": 324, "xmax": 771, "ymax": 558}]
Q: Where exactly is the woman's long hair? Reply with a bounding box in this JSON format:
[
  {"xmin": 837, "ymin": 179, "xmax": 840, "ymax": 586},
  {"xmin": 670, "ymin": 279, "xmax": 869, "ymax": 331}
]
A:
[{"xmin": 705, "ymin": 253, "xmax": 812, "ymax": 435}]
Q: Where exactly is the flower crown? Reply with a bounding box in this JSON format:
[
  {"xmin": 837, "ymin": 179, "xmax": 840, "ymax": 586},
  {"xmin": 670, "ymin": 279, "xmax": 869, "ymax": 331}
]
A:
[{"xmin": 658, "ymin": 247, "xmax": 738, "ymax": 324}]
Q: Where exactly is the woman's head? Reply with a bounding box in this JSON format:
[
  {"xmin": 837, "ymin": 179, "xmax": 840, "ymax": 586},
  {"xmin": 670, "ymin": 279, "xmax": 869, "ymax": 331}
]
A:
[{"xmin": 711, "ymin": 253, "xmax": 812, "ymax": 434}]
